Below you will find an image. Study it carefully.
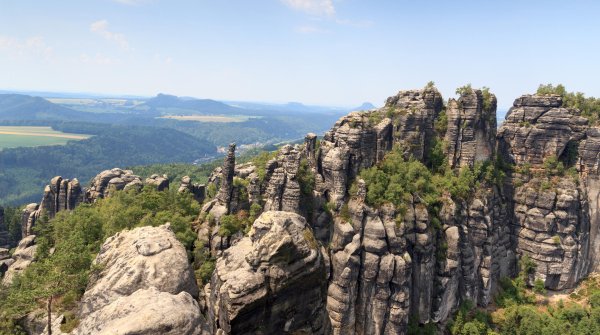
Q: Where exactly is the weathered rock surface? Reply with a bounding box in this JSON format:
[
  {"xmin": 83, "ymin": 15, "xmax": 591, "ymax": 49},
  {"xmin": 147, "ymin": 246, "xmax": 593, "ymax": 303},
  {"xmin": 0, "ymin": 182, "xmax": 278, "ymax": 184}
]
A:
[
  {"xmin": 86, "ymin": 168, "xmax": 143, "ymax": 202},
  {"xmin": 262, "ymin": 144, "xmax": 303, "ymax": 213},
  {"xmin": 446, "ymin": 89, "xmax": 497, "ymax": 168},
  {"xmin": 207, "ymin": 211, "xmax": 328, "ymax": 334},
  {"xmin": 2, "ymin": 234, "xmax": 37, "ymax": 285},
  {"xmin": 215, "ymin": 143, "xmax": 236, "ymax": 211},
  {"xmin": 497, "ymin": 94, "xmax": 593, "ymax": 289},
  {"xmin": 178, "ymin": 175, "xmax": 206, "ymax": 203},
  {"xmin": 498, "ymin": 94, "xmax": 587, "ymax": 165},
  {"xmin": 38, "ymin": 176, "xmax": 83, "ymax": 219},
  {"xmin": 76, "ymin": 287, "xmax": 205, "ymax": 335},
  {"xmin": 76, "ymin": 224, "xmax": 204, "ymax": 335},
  {"xmin": 145, "ymin": 174, "xmax": 170, "ymax": 191}
]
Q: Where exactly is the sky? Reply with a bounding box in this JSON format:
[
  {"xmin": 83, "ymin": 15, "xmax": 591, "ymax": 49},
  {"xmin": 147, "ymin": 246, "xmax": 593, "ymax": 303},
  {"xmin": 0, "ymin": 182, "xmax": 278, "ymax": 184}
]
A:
[{"xmin": 0, "ymin": 0, "xmax": 599, "ymax": 109}]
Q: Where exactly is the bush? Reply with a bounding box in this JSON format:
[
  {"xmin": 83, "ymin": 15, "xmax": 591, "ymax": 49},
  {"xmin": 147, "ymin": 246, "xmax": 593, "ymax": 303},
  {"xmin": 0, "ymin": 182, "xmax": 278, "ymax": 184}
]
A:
[{"xmin": 533, "ymin": 279, "xmax": 546, "ymax": 295}]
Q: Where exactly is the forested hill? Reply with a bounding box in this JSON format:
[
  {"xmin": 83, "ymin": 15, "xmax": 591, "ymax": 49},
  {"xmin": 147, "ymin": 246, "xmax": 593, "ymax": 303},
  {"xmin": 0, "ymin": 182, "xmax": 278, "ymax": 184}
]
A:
[{"xmin": 0, "ymin": 124, "xmax": 215, "ymax": 205}]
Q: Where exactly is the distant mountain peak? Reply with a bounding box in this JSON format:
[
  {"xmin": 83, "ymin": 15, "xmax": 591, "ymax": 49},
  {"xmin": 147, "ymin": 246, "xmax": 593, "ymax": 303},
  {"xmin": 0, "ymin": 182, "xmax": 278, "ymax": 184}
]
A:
[{"xmin": 355, "ymin": 102, "xmax": 376, "ymax": 111}]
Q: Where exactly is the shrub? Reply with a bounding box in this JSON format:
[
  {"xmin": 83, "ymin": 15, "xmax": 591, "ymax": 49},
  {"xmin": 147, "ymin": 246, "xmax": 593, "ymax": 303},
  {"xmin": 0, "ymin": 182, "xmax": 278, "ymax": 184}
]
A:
[
  {"xmin": 456, "ymin": 84, "xmax": 474, "ymax": 96},
  {"xmin": 533, "ymin": 279, "xmax": 546, "ymax": 295}
]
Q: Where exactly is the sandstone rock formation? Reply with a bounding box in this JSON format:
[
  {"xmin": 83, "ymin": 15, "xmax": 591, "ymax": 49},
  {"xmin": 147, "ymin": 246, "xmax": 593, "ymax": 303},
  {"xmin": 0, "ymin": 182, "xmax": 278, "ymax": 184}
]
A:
[
  {"xmin": 206, "ymin": 211, "xmax": 328, "ymax": 334},
  {"xmin": 86, "ymin": 168, "xmax": 143, "ymax": 202},
  {"xmin": 262, "ymin": 144, "xmax": 303, "ymax": 213},
  {"xmin": 9, "ymin": 86, "xmax": 600, "ymax": 335},
  {"xmin": 38, "ymin": 176, "xmax": 83, "ymax": 219},
  {"xmin": 2, "ymin": 234, "xmax": 37, "ymax": 285},
  {"xmin": 76, "ymin": 224, "xmax": 205, "ymax": 335},
  {"xmin": 178, "ymin": 175, "xmax": 206, "ymax": 203},
  {"xmin": 145, "ymin": 173, "xmax": 170, "ymax": 191},
  {"xmin": 497, "ymin": 94, "xmax": 592, "ymax": 290},
  {"xmin": 445, "ymin": 89, "xmax": 497, "ymax": 168},
  {"xmin": 215, "ymin": 143, "xmax": 236, "ymax": 210}
]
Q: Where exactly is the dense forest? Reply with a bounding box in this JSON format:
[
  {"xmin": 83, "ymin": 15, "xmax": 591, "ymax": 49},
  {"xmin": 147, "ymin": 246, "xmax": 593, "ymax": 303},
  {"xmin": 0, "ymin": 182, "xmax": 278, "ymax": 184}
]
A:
[{"xmin": 0, "ymin": 124, "xmax": 215, "ymax": 205}]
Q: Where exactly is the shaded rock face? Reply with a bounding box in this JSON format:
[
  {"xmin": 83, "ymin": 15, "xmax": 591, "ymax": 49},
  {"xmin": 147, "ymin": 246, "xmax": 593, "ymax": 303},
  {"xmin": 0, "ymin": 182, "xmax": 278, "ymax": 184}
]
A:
[
  {"xmin": 39, "ymin": 176, "xmax": 84, "ymax": 219},
  {"xmin": 207, "ymin": 211, "xmax": 328, "ymax": 334},
  {"xmin": 76, "ymin": 224, "xmax": 204, "ymax": 335},
  {"xmin": 510, "ymin": 177, "xmax": 588, "ymax": 289},
  {"xmin": 146, "ymin": 174, "xmax": 170, "ymax": 191},
  {"xmin": 179, "ymin": 175, "xmax": 206, "ymax": 203},
  {"xmin": 446, "ymin": 89, "xmax": 497, "ymax": 168},
  {"xmin": 497, "ymin": 94, "xmax": 594, "ymax": 289}
]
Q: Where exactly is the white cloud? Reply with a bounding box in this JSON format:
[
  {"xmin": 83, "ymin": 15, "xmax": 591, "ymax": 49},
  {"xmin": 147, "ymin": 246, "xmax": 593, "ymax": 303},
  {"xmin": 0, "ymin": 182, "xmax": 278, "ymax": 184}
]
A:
[
  {"xmin": 0, "ymin": 35, "xmax": 53, "ymax": 59},
  {"xmin": 281, "ymin": 0, "xmax": 335, "ymax": 16},
  {"xmin": 90, "ymin": 20, "xmax": 130, "ymax": 50}
]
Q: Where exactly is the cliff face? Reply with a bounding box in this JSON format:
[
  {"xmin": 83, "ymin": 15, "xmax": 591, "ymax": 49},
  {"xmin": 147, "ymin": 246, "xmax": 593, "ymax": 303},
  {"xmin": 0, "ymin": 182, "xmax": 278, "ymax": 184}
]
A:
[
  {"xmin": 498, "ymin": 94, "xmax": 592, "ymax": 290},
  {"xmin": 6, "ymin": 86, "xmax": 600, "ymax": 335},
  {"xmin": 196, "ymin": 87, "xmax": 600, "ymax": 334}
]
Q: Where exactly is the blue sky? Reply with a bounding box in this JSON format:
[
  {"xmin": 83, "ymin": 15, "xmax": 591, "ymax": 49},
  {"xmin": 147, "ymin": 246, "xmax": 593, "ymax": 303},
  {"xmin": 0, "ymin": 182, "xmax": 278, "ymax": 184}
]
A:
[{"xmin": 0, "ymin": 0, "xmax": 598, "ymax": 109}]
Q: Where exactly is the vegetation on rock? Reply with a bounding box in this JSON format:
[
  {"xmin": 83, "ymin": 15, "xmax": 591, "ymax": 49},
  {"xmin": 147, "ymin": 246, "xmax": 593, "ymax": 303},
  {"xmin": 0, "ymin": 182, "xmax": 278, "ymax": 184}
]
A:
[{"xmin": 0, "ymin": 186, "xmax": 200, "ymax": 331}]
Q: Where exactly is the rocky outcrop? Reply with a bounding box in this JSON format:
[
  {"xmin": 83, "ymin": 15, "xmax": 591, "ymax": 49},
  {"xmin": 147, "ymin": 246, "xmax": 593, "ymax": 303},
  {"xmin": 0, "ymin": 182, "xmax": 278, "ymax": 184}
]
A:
[
  {"xmin": 38, "ymin": 176, "xmax": 83, "ymax": 219},
  {"xmin": 318, "ymin": 87, "xmax": 442, "ymax": 207},
  {"xmin": 497, "ymin": 94, "xmax": 591, "ymax": 289},
  {"xmin": 21, "ymin": 203, "xmax": 39, "ymax": 238},
  {"xmin": 446, "ymin": 89, "xmax": 497, "ymax": 168},
  {"xmin": 2, "ymin": 234, "xmax": 36, "ymax": 285},
  {"xmin": 207, "ymin": 211, "xmax": 328, "ymax": 334},
  {"xmin": 86, "ymin": 168, "xmax": 143, "ymax": 202},
  {"xmin": 76, "ymin": 224, "xmax": 204, "ymax": 335},
  {"xmin": 262, "ymin": 144, "xmax": 303, "ymax": 213},
  {"xmin": 145, "ymin": 174, "xmax": 170, "ymax": 191},
  {"xmin": 498, "ymin": 94, "xmax": 587, "ymax": 165},
  {"xmin": 216, "ymin": 143, "xmax": 236, "ymax": 210},
  {"xmin": 178, "ymin": 176, "xmax": 206, "ymax": 203}
]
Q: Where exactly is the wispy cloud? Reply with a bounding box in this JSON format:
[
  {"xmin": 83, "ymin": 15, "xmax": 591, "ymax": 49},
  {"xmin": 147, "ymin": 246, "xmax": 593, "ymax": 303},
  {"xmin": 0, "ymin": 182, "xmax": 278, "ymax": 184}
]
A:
[
  {"xmin": 90, "ymin": 20, "xmax": 130, "ymax": 50},
  {"xmin": 0, "ymin": 35, "xmax": 53, "ymax": 59},
  {"xmin": 281, "ymin": 0, "xmax": 335, "ymax": 16}
]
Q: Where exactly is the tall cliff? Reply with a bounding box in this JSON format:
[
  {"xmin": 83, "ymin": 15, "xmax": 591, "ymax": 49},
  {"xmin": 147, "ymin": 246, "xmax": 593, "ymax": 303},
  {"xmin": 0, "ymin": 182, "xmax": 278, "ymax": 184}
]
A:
[{"xmin": 194, "ymin": 86, "xmax": 600, "ymax": 334}]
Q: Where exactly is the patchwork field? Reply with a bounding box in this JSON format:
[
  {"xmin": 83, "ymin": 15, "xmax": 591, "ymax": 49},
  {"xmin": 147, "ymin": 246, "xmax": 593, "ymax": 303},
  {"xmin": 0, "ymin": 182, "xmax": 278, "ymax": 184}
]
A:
[
  {"xmin": 159, "ymin": 115, "xmax": 253, "ymax": 122},
  {"xmin": 0, "ymin": 126, "xmax": 91, "ymax": 150}
]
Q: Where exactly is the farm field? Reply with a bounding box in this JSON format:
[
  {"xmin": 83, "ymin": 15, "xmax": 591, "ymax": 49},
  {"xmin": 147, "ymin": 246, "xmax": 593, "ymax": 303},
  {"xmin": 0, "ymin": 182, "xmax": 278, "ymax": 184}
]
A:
[
  {"xmin": 0, "ymin": 126, "xmax": 91, "ymax": 150},
  {"xmin": 159, "ymin": 114, "xmax": 254, "ymax": 122}
]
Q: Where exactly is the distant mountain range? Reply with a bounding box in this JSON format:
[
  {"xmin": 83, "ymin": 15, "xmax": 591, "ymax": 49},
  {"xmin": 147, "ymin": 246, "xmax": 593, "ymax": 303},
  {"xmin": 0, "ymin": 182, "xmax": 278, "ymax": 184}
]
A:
[
  {"xmin": 0, "ymin": 94, "xmax": 88, "ymax": 121},
  {"xmin": 0, "ymin": 91, "xmax": 373, "ymax": 122}
]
